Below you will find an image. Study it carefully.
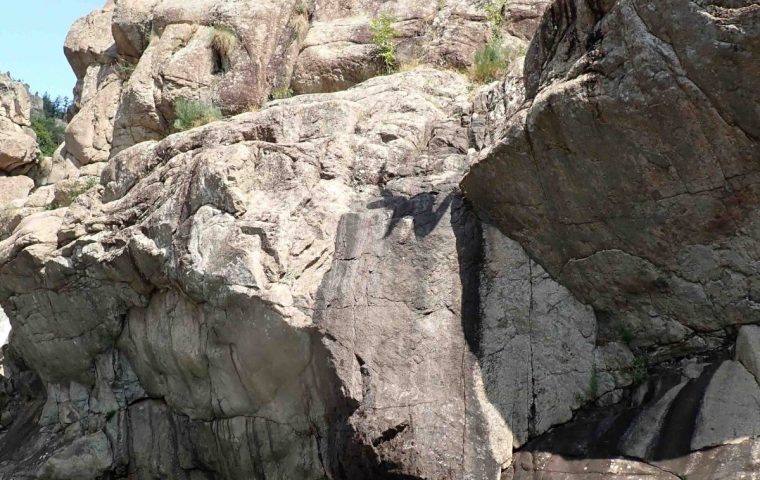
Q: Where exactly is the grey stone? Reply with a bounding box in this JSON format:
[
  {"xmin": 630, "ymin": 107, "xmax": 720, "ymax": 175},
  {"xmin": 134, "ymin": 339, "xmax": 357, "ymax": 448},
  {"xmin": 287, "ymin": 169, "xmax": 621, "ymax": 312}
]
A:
[
  {"xmin": 736, "ymin": 325, "xmax": 760, "ymax": 383},
  {"xmin": 463, "ymin": 0, "xmax": 760, "ymax": 351},
  {"xmin": 692, "ymin": 361, "xmax": 760, "ymax": 451}
]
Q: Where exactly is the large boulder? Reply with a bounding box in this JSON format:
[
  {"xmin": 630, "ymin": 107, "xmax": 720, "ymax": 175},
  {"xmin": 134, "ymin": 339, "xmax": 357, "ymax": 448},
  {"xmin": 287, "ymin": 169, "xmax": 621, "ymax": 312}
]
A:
[
  {"xmin": 463, "ymin": 0, "xmax": 760, "ymax": 352},
  {"xmin": 0, "ymin": 74, "xmax": 38, "ymax": 174},
  {"xmin": 0, "ymin": 176, "xmax": 34, "ymax": 207},
  {"xmin": 64, "ymin": 1, "xmax": 118, "ymax": 81}
]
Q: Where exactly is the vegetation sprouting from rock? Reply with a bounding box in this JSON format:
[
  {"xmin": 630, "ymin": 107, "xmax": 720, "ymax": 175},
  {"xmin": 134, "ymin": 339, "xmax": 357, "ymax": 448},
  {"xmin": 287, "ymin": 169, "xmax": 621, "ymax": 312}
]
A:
[
  {"xmin": 370, "ymin": 13, "xmax": 399, "ymax": 73},
  {"xmin": 173, "ymin": 98, "xmax": 223, "ymax": 132},
  {"xmin": 46, "ymin": 177, "xmax": 98, "ymax": 210},
  {"xmin": 632, "ymin": 354, "xmax": 649, "ymax": 386},
  {"xmin": 470, "ymin": 0, "xmax": 521, "ymax": 83},
  {"xmin": 270, "ymin": 86, "xmax": 294, "ymax": 100},
  {"xmin": 470, "ymin": 40, "xmax": 522, "ymax": 83},
  {"xmin": 483, "ymin": 0, "xmax": 506, "ymax": 37}
]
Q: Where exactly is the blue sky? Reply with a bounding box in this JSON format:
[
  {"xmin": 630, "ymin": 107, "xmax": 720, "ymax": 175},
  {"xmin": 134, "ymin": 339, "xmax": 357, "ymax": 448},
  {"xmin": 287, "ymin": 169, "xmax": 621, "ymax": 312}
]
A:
[{"xmin": 0, "ymin": 0, "xmax": 105, "ymax": 99}]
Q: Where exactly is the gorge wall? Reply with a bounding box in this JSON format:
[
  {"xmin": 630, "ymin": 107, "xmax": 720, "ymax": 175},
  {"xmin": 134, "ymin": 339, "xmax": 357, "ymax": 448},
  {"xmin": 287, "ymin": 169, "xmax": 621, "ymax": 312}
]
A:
[{"xmin": 0, "ymin": 0, "xmax": 758, "ymax": 479}]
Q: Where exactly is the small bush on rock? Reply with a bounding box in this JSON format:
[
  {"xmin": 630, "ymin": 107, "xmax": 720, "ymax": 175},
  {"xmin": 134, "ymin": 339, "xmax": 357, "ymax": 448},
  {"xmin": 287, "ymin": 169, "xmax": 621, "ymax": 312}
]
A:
[
  {"xmin": 632, "ymin": 355, "xmax": 649, "ymax": 386},
  {"xmin": 469, "ymin": 38, "xmax": 522, "ymax": 84},
  {"xmin": 173, "ymin": 99, "xmax": 223, "ymax": 132},
  {"xmin": 116, "ymin": 58, "xmax": 137, "ymax": 81},
  {"xmin": 370, "ymin": 14, "xmax": 399, "ymax": 74},
  {"xmin": 270, "ymin": 86, "xmax": 294, "ymax": 100},
  {"xmin": 47, "ymin": 177, "xmax": 99, "ymax": 210},
  {"xmin": 483, "ymin": 0, "xmax": 506, "ymax": 38},
  {"xmin": 469, "ymin": 0, "xmax": 523, "ymax": 83}
]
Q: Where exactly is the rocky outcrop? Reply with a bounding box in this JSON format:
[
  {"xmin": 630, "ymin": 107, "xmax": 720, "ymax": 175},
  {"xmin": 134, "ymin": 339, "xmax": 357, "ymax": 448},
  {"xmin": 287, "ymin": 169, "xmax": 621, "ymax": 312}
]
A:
[
  {"xmin": 508, "ymin": 353, "xmax": 760, "ymax": 479},
  {"xmin": 463, "ymin": 0, "xmax": 760, "ymax": 477},
  {"xmin": 52, "ymin": 0, "xmax": 544, "ymax": 173},
  {"xmin": 0, "ymin": 69, "xmax": 478, "ymax": 479},
  {"xmin": 2, "ymin": 50, "xmax": 629, "ymax": 475},
  {"xmin": 2, "ymin": 0, "xmax": 760, "ymax": 478},
  {"xmin": 0, "ymin": 74, "xmax": 38, "ymax": 174},
  {"xmin": 504, "ymin": 0, "xmax": 552, "ymax": 40},
  {"xmin": 61, "ymin": 1, "xmax": 121, "ymax": 170},
  {"xmin": 464, "ymin": 0, "xmax": 760, "ymax": 354}
]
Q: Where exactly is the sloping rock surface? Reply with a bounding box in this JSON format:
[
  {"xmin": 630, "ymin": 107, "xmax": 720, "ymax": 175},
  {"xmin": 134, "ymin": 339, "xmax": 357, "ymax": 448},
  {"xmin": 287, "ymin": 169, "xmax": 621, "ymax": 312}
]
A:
[{"xmin": 464, "ymin": 0, "xmax": 760, "ymax": 353}]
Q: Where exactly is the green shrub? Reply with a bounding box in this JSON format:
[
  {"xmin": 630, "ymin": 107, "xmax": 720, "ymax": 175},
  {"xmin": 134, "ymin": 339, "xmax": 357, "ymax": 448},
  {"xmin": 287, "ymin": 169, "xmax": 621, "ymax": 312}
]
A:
[
  {"xmin": 116, "ymin": 58, "xmax": 137, "ymax": 81},
  {"xmin": 31, "ymin": 113, "xmax": 65, "ymax": 156},
  {"xmin": 173, "ymin": 99, "xmax": 223, "ymax": 132},
  {"xmin": 632, "ymin": 355, "xmax": 649, "ymax": 386},
  {"xmin": 483, "ymin": 0, "xmax": 506, "ymax": 38},
  {"xmin": 616, "ymin": 324, "xmax": 635, "ymax": 345},
  {"xmin": 469, "ymin": 38, "xmax": 522, "ymax": 83},
  {"xmin": 270, "ymin": 86, "xmax": 294, "ymax": 100},
  {"xmin": 47, "ymin": 177, "xmax": 99, "ymax": 210},
  {"xmin": 370, "ymin": 14, "xmax": 399, "ymax": 73},
  {"xmin": 294, "ymin": 0, "xmax": 307, "ymax": 15},
  {"xmin": 69, "ymin": 177, "xmax": 98, "ymax": 201}
]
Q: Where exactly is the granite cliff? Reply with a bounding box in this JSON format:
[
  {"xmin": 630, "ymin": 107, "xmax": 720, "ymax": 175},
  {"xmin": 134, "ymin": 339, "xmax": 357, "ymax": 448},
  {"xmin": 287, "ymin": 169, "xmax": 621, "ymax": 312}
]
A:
[{"xmin": 0, "ymin": 0, "xmax": 758, "ymax": 478}]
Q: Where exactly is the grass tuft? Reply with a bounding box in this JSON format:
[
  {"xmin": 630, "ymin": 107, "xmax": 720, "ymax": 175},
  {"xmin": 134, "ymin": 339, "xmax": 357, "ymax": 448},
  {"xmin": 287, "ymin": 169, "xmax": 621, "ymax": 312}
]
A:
[
  {"xmin": 270, "ymin": 86, "xmax": 294, "ymax": 100},
  {"xmin": 469, "ymin": 38, "xmax": 523, "ymax": 84},
  {"xmin": 632, "ymin": 355, "xmax": 649, "ymax": 386},
  {"xmin": 173, "ymin": 99, "xmax": 223, "ymax": 132},
  {"xmin": 211, "ymin": 25, "xmax": 238, "ymax": 73}
]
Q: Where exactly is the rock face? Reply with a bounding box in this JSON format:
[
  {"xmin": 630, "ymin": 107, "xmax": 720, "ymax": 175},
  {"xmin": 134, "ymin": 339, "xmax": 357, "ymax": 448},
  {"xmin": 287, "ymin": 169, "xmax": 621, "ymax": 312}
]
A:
[
  {"xmin": 293, "ymin": 1, "xmax": 494, "ymax": 95},
  {"xmin": 53, "ymin": 0, "xmax": 547, "ymax": 174},
  {"xmin": 464, "ymin": 0, "xmax": 760, "ymax": 354},
  {"xmin": 1, "ymin": 0, "xmax": 760, "ymax": 479},
  {"xmin": 0, "ymin": 74, "xmax": 38, "ymax": 174},
  {"xmin": 0, "ymin": 68, "xmax": 491, "ymax": 479}
]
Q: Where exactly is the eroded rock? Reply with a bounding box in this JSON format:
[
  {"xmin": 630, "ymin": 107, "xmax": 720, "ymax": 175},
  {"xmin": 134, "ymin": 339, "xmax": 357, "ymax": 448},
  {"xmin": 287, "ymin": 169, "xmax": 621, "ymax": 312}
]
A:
[
  {"xmin": 0, "ymin": 74, "xmax": 38, "ymax": 174},
  {"xmin": 463, "ymin": 0, "xmax": 760, "ymax": 353}
]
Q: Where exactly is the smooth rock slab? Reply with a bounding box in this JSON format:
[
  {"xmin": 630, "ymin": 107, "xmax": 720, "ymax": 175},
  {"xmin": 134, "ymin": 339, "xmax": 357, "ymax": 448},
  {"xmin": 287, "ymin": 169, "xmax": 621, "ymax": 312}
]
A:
[
  {"xmin": 0, "ymin": 175, "xmax": 34, "ymax": 208},
  {"xmin": 692, "ymin": 361, "xmax": 760, "ymax": 451},
  {"xmin": 736, "ymin": 324, "xmax": 760, "ymax": 383}
]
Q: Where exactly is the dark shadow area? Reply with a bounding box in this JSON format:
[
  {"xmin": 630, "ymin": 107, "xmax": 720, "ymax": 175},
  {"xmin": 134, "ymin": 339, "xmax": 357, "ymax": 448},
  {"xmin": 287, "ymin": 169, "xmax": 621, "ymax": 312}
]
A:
[
  {"xmin": 507, "ymin": 347, "xmax": 747, "ymax": 477},
  {"xmin": 451, "ymin": 196, "xmax": 484, "ymax": 358},
  {"xmin": 452, "ymin": 197, "xmax": 756, "ymax": 476},
  {"xmin": 367, "ymin": 190, "xmax": 454, "ymax": 240}
]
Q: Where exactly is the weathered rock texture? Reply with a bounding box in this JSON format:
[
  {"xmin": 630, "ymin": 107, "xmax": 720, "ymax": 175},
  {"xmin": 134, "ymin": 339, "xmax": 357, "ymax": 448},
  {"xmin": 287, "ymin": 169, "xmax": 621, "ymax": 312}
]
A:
[
  {"xmin": 2, "ymin": 0, "xmax": 760, "ymax": 478},
  {"xmin": 0, "ymin": 68, "xmax": 523, "ymax": 479},
  {"xmin": 0, "ymin": 74, "xmax": 38, "ymax": 174},
  {"xmin": 463, "ymin": 0, "xmax": 760, "ymax": 477},
  {"xmin": 50, "ymin": 0, "xmax": 546, "ymax": 178},
  {"xmin": 464, "ymin": 0, "xmax": 760, "ymax": 355}
]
